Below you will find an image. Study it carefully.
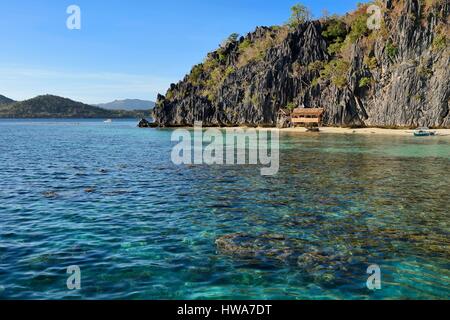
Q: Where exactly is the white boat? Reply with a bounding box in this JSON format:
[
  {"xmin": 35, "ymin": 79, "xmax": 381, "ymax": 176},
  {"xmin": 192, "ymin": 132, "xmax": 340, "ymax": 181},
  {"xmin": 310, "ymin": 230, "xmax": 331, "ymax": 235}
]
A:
[{"xmin": 104, "ymin": 119, "xmax": 112, "ymax": 123}]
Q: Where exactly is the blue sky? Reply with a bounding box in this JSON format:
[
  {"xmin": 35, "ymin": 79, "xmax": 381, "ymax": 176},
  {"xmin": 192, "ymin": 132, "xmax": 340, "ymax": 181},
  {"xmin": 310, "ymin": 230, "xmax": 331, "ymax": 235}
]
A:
[{"xmin": 0, "ymin": 0, "xmax": 364, "ymax": 104}]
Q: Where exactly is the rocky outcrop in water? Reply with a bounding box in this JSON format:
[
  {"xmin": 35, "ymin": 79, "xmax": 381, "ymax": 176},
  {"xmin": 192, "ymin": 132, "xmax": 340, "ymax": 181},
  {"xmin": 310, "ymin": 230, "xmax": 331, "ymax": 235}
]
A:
[
  {"xmin": 153, "ymin": 0, "xmax": 449, "ymax": 128},
  {"xmin": 137, "ymin": 118, "xmax": 157, "ymax": 128}
]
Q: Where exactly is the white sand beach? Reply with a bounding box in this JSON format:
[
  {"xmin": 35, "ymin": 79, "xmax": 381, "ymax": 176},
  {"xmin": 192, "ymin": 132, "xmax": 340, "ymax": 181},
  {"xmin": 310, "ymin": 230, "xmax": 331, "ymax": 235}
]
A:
[
  {"xmin": 280, "ymin": 127, "xmax": 450, "ymax": 136},
  {"xmin": 220, "ymin": 126, "xmax": 450, "ymax": 137}
]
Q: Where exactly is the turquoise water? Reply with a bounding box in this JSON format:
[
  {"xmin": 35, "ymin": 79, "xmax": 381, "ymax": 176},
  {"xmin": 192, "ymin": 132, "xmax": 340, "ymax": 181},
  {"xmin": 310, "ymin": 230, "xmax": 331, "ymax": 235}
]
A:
[{"xmin": 0, "ymin": 119, "xmax": 449, "ymax": 300}]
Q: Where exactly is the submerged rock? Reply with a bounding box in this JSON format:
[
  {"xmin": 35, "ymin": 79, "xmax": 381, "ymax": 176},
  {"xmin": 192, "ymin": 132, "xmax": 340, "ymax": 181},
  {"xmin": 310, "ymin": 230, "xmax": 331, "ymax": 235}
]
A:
[
  {"xmin": 42, "ymin": 191, "xmax": 58, "ymax": 199},
  {"xmin": 296, "ymin": 248, "xmax": 354, "ymax": 285},
  {"xmin": 374, "ymin": 228, "xmax": 450, "ymax": 257},
  {"xmin": 216, "ymin": 233, "xmax": 370, "ymax": 285},
  {"xmin": 216, "ymin": 233, "xmax": 297, "ymax": 262}
]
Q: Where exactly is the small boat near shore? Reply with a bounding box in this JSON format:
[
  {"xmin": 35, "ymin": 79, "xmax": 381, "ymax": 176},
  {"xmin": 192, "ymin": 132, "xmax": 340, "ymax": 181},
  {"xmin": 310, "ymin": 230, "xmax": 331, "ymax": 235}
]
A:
[
  {"xmin": 104, "ymin": 119, "xmax": 112, "ymax": 123},
  {"xmin": 413, "ymin": 127, "xmax": 436, "ymax": 137}
]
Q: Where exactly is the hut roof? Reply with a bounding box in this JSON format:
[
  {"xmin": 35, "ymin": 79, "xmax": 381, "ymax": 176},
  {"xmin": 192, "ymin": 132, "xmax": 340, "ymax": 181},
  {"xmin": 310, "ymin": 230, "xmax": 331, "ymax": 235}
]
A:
[{"xmin": 292, "ymin": 108, "xmax": 324, "ymax": 116}]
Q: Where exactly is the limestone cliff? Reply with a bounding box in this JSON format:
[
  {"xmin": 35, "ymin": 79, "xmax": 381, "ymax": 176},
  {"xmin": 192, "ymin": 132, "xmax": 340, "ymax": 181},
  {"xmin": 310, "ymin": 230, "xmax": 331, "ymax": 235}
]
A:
[{"xmin": 153, "ymin": 0, "xmax": 449, "ymax": 128}]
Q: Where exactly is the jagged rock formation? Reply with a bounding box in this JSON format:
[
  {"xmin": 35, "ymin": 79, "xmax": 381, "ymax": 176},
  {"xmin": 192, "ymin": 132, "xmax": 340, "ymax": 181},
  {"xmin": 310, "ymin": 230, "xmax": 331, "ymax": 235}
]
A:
[
  {"xmin": 153, "ymin": 0, "xmax": 449, "ymax": 128},
  {"xmin": 137, "ymin": 118, "xmax": 158, "ymax": 128}
]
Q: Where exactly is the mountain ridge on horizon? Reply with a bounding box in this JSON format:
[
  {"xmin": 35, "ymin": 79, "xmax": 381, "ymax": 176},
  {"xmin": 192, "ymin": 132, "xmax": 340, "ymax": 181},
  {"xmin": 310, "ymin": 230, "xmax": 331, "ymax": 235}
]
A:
[
  {"xmin": 95, "ymin": 99, "xmax": 155, "ymax": 111},
  {"xmin": 0, "ymin": 94, "xmax": 16, "ymax": 105},
  {"xmin": 0, "ymin": 94, "xmax": 151, "ymax": 119}
]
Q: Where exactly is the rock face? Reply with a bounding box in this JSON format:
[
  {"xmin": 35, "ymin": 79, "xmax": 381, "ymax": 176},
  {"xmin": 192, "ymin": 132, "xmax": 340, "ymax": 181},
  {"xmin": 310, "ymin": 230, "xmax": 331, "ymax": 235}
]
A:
[
  {"xmin": 153, "ymin": 0, "xmax": 449, "ymax": 128},
  {"xmin": 137, "ymin": 118, "xmax": 158, "ymax": 128},
  {"xmin": 276, "ymin": 109, "xmax": 292, "ymax": 128}
]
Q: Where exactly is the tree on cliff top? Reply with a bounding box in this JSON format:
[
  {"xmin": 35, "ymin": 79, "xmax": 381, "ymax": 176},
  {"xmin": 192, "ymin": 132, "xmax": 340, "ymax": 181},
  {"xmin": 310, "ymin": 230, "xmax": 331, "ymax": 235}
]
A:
[{"xmin": 288, "ymin": 3, "xmax": 312, "ymax": 27}]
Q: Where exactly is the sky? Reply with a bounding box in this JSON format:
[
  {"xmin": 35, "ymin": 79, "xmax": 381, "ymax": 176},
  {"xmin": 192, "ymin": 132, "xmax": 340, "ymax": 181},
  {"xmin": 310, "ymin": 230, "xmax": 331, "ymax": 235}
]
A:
[{"xmin": 0, "ymin": 0, "xmax": 364, "ymax": 104}]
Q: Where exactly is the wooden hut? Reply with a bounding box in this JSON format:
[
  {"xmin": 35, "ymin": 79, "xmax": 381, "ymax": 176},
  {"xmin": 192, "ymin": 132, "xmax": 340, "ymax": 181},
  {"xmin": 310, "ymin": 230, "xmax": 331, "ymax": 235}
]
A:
[{"xmin": 291, "ymin": 108, "xmax": 324, "ymax": 127}]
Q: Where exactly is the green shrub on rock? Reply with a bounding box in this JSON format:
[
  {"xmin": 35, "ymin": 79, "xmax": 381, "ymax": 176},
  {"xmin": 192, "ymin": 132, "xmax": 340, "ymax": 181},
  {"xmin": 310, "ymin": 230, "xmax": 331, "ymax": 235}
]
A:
[
  {"xmin": 287, "ymin": 3, "xmax": 312, "ymax": 28},
  {"xmin": 363, "ymin": 56, "xmax": 378, "ymax": 70},
  {"xmin": 307, "ymin": 60, "xmax": 325, "ymax": 73},
  {"xmin": 385, "ymin": 41, "xmax": 399, "ymax": 60},
  {"xmin": 319, "ymin": 59, "xmax": 350, "ymax": 88},
  {"xmin": 322, "ymin": 18, "xmax": 347, "ymax": 41},
  {"xmin": 239, "ymin": 39, "xmax": 252, "ymax": 52},
  {"xmin": 348, "ymin": 14, "xmax": 369, "ymax": 43},
  {"xmin": 432, "ymin": 33, "xmax": 447, "ymax": 52},
  {"xmin": 359, "ymin": 77, "xmax": 372, "ymax": 88},
  {"xmin": 286, "ymin": 102, "xmax": 296, "ymax": 111},
  {"xmin": 189, "ymin": 64, "xmax": 204, "ymax": 85}
]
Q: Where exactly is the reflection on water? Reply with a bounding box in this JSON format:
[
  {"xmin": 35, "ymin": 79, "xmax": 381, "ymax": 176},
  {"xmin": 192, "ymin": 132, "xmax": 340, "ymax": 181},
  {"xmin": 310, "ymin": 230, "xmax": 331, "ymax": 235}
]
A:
[{"xmin": 0, "ymin": 120, "xmax": 449, "ymax": 299}]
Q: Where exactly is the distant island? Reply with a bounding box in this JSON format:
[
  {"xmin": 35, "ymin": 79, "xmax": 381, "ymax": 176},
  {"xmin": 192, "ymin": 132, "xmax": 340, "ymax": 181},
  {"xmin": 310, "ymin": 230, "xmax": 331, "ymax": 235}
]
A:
[
  {"xmin": 95, "ymin": 99, "xmax": 155, "ymax": 111},
  {"xmin": 0, "ymin": 95, "xmax": 152, "ymax": 119}
]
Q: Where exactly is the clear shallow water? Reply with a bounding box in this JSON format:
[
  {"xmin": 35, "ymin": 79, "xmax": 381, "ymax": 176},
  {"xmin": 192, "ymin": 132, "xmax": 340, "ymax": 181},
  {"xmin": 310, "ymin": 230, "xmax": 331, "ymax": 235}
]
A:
[{"xmin": 0, "ymin": 119, "xmax": 448, "ymax": 300}]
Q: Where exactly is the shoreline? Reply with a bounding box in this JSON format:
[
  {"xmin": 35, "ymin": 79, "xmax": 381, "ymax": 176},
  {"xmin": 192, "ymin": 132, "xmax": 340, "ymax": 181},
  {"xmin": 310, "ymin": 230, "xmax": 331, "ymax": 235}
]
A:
[
  {"xmin": 3, "ymin": 118, "xmax": 450, "ymax": 137},
  {"xmin": 280, "ymin": 127, "xmax": 450, "ymax": 137},
  {"xmin": 165, "ymin": 125, "xmax": 450, "ymax": 137}
]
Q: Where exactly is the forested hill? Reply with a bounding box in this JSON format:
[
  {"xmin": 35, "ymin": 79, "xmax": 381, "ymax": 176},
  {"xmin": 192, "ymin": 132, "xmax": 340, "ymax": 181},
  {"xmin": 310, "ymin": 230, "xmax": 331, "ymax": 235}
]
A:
[
  {"xmin": 0, "ymin": 95, "xmax": 15, "ymax": 105},
  {"xmin": 0, "ymin": 95, "xmax": 151, "ymax": 118}
]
